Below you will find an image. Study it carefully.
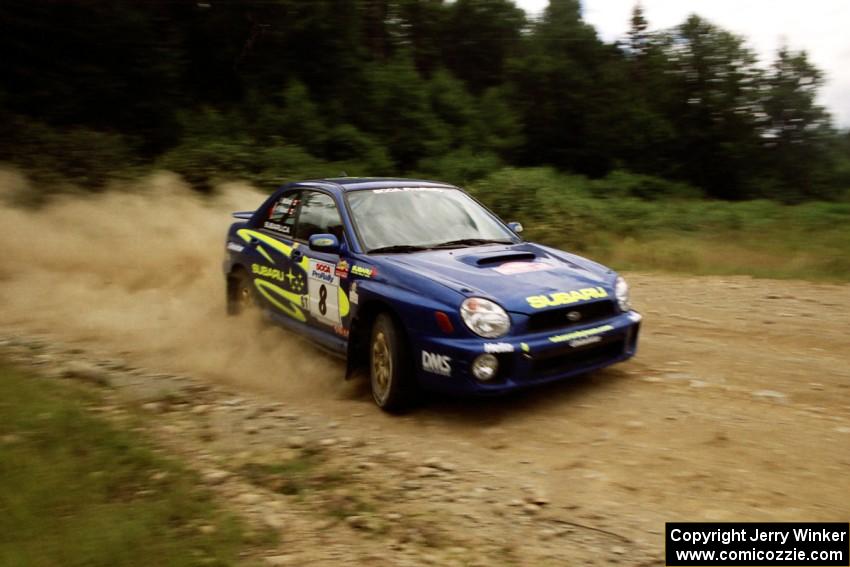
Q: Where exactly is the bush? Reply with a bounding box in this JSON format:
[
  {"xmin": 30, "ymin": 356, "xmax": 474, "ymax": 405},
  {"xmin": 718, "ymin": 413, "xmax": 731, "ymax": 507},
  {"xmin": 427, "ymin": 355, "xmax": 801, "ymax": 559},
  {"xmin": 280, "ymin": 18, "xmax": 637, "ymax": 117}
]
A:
[
  {"xmin": 589, "ymin": 170, "xmax": 704, "ymax": 200},
  {"xmin": 156, "ymin": 137, "xmax": 331, "ymax": 192},
  {"xmin": 415, "ymin": 148, "xmax": 502, "ymax": 186},
  {"xmin": 0, "ymin": 114, "xmax": 139, "ymax": 191}
]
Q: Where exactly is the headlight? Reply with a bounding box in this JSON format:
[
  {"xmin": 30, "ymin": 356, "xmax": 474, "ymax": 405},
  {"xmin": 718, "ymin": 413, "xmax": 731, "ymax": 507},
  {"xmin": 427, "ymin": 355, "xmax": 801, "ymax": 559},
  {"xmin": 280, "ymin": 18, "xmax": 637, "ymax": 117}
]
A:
[
  {"xmin": 460, "ymin": 297, "xmax": 510, "ymax": 338},
  {"xmin": 615, "ymin": 276, "xmax": 631, "ymax": 312}
]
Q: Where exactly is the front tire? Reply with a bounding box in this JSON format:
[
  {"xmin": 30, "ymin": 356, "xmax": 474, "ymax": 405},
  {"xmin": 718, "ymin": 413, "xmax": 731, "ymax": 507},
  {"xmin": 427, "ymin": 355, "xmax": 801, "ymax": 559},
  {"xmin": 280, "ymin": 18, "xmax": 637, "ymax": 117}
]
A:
[{"xmin": 370, "ymin": 313, "xmax": 414, "ymax": 413}]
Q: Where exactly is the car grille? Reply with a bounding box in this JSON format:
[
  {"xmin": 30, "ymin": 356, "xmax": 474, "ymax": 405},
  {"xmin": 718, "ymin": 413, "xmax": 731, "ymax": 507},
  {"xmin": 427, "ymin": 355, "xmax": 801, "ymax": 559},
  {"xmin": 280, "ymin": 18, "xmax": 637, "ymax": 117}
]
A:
[
  {"xmin": 531, "ymin": 337, "xmax": 626, "ymax": 378},
  {"xmin": 526, "ymin": 300, "xmax": 618, "ymax": 333}
]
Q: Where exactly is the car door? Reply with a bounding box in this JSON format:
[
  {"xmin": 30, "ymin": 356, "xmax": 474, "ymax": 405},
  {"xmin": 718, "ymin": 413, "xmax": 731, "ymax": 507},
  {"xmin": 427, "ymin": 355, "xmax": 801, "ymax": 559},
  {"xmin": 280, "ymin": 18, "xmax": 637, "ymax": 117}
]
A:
[
  {"xmin": 244, "ymin": 189, "xmax": 312, "ymax": 324},
  {"xmin": 293, "ymin": 190, "xmax": 352, "ymax": 341}
]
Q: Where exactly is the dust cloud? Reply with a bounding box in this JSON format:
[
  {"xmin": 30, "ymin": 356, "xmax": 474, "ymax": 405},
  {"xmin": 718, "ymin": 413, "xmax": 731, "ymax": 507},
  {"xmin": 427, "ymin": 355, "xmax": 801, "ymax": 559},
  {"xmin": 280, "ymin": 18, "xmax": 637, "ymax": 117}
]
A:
[{"xmin": 0, "ymin": 169, "xmax": 346, "ymax": 398}]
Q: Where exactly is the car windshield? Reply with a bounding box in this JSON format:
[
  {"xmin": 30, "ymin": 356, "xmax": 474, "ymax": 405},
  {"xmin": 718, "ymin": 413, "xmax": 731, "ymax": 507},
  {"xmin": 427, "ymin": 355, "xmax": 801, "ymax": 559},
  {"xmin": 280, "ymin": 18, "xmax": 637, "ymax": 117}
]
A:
[{"xmin": 347, "ymin": 187, "xmax": 518, "ymax": 252}]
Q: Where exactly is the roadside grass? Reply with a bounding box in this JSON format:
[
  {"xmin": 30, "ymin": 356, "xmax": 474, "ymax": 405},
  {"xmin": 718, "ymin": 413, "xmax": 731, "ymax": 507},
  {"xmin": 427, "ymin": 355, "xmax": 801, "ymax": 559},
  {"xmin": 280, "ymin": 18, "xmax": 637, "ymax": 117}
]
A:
[
  {"xmin": 576, "ymin": 231, "xmax": 850, "ymax": 281},
  {"xmin": 470, "ymin": 168, "xmax": 850, "ymax": 282},
  {"xmin": 0, "ymin": 362, "xmax": 258, "ymax": 567}
]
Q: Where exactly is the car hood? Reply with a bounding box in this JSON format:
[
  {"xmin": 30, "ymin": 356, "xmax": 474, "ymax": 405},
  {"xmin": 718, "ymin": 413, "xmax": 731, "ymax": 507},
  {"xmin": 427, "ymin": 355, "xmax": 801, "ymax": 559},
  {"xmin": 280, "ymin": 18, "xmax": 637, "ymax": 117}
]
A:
[{"xmin": 375, "ymin": 242, "xmax": 615, "ymax": 315}]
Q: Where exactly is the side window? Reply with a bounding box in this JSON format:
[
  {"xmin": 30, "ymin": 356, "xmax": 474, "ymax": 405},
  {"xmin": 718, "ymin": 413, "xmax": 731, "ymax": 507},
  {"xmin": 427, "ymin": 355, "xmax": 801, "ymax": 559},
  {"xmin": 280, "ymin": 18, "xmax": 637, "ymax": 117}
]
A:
[
  {"xmin": 262, "ymin": 191, "xmax": 300, "ymax": 237},
  {"xmin": 294, "ymin": 191, "xmax": 344, "ymax": 242}
]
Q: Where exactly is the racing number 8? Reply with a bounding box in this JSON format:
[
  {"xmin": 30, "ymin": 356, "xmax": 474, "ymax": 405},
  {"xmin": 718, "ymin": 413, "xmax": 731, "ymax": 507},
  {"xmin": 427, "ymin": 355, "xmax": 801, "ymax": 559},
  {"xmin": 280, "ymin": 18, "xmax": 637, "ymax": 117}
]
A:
[{"xmin": 318, "ymin": 284, "xmax": 327, "ymax": 315}]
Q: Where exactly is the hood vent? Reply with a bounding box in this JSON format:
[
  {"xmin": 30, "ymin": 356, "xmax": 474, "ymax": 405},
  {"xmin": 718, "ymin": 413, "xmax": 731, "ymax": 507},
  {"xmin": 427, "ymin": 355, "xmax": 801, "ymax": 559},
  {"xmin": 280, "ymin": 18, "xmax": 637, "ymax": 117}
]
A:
[{"xmin": 475, "ymin": 252, "xmax": 536, "ymax": 266}]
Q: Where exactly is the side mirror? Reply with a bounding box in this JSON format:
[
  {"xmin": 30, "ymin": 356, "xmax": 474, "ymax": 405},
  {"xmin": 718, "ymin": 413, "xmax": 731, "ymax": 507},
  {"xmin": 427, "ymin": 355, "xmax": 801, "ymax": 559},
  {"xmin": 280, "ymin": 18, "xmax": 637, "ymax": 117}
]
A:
[
  {"xmin": 308, "ymin": 233, "xmax": 340, "ymax": 254},
  {"xmin": 507, "ymin": 221, "xmax": 524, "ymax": 234}
]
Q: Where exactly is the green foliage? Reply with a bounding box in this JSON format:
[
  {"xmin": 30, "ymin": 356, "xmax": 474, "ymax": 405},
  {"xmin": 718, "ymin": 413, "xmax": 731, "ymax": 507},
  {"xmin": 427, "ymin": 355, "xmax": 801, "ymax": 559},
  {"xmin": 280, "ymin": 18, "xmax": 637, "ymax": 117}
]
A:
[
  {"xmin": 0, "ymin": 0, "xmax": 847, "ymax": 200},
  {"xmin": 0, "ymin": 363, "xmax": 253, "ymax": 566},
  {"xmin": 0, "ymin": 114, "xmax": 139, "ymax": 190},
  {"xmin": 415, "ymin": 148, "xmax": 502, "ymax": 186},
  {"xmin": 470, "ymin": 167, "xmax": 850, "ymax": 280},
  {"xmin": 156, "ymin": 138, "xmax": 330, "ymax": 192},
  {"xmin": 588, "ymin": 170, "xmax": 704, "ymax": 200}
]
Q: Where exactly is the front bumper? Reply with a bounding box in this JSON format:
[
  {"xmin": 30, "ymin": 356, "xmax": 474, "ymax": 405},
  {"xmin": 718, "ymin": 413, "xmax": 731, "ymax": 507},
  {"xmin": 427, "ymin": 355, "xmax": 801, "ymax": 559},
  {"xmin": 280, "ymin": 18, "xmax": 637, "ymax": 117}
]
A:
[{"xmin": 411, "ymin": 311, "xmax": 641, "ymax": 395}]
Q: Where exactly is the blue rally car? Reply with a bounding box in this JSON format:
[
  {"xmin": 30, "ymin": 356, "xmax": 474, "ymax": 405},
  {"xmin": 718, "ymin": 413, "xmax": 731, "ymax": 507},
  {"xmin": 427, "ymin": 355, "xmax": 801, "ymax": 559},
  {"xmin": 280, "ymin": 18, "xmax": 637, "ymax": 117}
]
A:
[{"xmin": 224, "ymin": 178, "xmax": 641, "ymax": 412}]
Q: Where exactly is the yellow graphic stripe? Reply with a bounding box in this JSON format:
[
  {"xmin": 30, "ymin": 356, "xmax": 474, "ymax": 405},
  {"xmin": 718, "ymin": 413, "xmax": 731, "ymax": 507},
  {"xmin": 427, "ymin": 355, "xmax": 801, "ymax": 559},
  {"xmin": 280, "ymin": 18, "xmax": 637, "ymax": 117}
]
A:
[
  {"xmin": 254, "ymin": 280, "xmax": 307, "ymax": 322},
  {"xmin": 237, "ymin": 229, "xmax": 308, "ymax": 270},
  {"xmin": 256, "ymin": 245, "xmax": 273, "ymax": 263},
  {"xmin": 338, "ymin": 286, "xmax": 350, "ymax": 318}
]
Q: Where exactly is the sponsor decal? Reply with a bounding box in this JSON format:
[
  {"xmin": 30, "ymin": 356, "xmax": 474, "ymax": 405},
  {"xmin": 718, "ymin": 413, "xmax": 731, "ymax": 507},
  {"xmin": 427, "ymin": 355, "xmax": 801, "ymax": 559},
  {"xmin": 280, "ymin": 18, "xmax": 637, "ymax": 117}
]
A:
[
  {"xmin": 351, "ymin": 265, "xmax": 375, "ymax": 278},
  {"xmin": 226, "ymin": 242, "xmax": 244, "ymax": 253},
  {"xmin": 526, "ymin": 287, "xmax": 608, "ymax": 309},
  {"xmin": 335, "ymin": 259, "xmax": 349, "ymax": 279},
  {"xmin": 374, "ymin": 187, "xmax": 447, "ymax": 194},
  {"xmin": 349, "ymin": 282, "xmax": 359, "ymax": 305},
  {"xmin": 422, "ymin": 351, "xmax": 451, "ymax": 376},
  {"xmin": 568, "ymin": 336, "xmax": 601, "ymax": 348},
  {"xmin": 252, "ymin": 263, "xmax": 285, "ymax": 282},
  {"xmin": 493, "ymin": 261, "xmax": 553, "ymax": 276},
  {"xmin": 263, "ymin": 221, "xmax": 291, "ymax": 234},
  {"xmin": 484, "ymin": 342, "xmax": 514, "ymax": 353},
  {"xmin": 309, "ymin": 260, "xmax": 335, "ymax": 283},
  {"xmin": 549, "ymin": 324, "xmax": 614, "ymax": 345},
  {"xmin": 333, "ymin": 325, "xmax": 349, "ymax": 338},
  {"xmin": 307, "ymin": 259, "xmax": 341, "ymax": 325}
]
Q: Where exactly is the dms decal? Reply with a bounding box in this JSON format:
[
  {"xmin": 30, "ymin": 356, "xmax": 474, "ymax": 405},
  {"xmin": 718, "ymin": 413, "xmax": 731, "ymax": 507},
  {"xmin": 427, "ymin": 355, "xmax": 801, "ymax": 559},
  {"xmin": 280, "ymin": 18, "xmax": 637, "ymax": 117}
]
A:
[
  {"xmin": 422, "ymin": 351, "xmax": 451, "ymax": 376},
  {"xmin": 526, "ymin": 287, "xmax": 608, "ymax": 309},
  {"xmin": 493, "ymin": 261, "xmax": 553, "ymax": 276}
]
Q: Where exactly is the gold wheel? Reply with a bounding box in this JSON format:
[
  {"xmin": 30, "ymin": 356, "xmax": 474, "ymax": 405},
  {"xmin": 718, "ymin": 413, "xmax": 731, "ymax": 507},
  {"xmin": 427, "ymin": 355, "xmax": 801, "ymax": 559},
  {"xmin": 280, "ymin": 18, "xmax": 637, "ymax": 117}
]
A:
[{"xmin": 371, "ymin": 330, "xmax": 392, "ymax": 405}]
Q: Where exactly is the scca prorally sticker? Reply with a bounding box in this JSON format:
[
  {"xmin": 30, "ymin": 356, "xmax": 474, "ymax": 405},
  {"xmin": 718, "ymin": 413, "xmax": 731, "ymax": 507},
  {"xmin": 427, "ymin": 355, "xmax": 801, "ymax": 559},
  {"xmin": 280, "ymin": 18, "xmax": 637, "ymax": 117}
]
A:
[
  {"xmin": 422, "ymin": 351, "xmax": 451, "ymax": 376},
  {"xmin": 309, "ymin": 260, "xmax": 335, "ymax": 283}
]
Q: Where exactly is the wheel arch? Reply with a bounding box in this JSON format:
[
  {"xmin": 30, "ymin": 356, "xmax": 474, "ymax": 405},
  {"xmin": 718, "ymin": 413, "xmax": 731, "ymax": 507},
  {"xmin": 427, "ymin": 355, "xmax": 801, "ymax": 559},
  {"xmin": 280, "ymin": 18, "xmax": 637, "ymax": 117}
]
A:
[
  {"xmin": 346, "ymin": 298, "xmax": 411, "ymax": 379},
  {"xmin": 226, "ymin": 263, "xmax": 250, "ymax": 314}
]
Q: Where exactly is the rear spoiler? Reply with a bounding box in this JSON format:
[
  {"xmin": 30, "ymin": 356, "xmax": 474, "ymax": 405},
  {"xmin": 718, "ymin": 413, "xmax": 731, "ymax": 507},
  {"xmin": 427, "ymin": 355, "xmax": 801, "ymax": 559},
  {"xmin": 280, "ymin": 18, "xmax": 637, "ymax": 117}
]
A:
[{"xmin": 232, "ymin": 211, "xmax": 253, "ymax": 220}]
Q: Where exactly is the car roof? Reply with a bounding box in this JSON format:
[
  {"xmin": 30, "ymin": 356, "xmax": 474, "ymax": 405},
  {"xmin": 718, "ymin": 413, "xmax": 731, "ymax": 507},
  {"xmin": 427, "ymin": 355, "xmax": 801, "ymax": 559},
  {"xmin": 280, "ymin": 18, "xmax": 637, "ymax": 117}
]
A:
[{"xmin": 286, "ymin": 177, "xmax": 458, "ymax": 193}]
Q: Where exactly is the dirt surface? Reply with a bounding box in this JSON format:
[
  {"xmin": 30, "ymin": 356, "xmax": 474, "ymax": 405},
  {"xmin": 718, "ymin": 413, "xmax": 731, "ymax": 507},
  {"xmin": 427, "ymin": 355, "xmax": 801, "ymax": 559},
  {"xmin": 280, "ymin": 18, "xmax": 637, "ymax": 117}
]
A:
[{"xmin": 1, "ymin": 171, "xmax": 849, "ymax": 564}]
